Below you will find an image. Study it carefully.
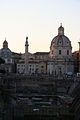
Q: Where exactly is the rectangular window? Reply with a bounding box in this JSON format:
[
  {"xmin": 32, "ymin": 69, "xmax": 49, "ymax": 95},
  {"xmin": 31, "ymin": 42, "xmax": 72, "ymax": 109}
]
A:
[
  {"xmin": 67, "ymin": 50, "xmax": 69, "ymax": 55},
  {"xmin": 59, "ymin": 50, "xmax": 61, "ymax": 55}
]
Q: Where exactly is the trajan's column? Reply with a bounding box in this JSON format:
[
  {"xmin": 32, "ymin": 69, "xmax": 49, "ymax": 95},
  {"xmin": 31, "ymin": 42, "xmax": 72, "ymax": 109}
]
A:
[
  {"xmin": 25, "ymin": 37, "xmax": 29, "ymax": 75},
  {"xmin": 78, "ymin": 41, "xmax": 80, "ymax": 72}
]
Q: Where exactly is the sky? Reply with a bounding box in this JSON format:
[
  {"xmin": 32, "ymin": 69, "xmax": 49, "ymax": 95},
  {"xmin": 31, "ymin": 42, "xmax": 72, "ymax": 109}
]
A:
[{"xmin": 0, "ymin": 0, "xmax": 80, "ymax": 53}]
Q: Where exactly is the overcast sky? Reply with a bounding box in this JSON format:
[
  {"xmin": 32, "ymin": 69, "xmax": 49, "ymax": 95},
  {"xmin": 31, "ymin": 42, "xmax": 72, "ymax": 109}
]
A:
[{"xmin": 0, "ymin": 0, "xmax": 80, "ymax": 53}]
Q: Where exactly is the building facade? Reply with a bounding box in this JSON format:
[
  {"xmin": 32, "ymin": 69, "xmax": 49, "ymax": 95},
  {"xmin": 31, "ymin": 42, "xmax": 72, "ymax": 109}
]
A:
[
  {"xmin": 0, "ymin": 25, "xmax": 75, "ymax": 75},
  {"xmin": 0, "ymin": 39, "xmax": 13, "ymax": 73},
  {"xmin": 72, "ymin": 51, "xmax": 79, "ymax": 74},
  {"xmin": 47, "ymin": 24, "xmax": 74, "ymax": 76},
  {"xmin": 17, "ymin": 25, "xmax": 74, "ymax": 76},
  {"xmin": 17, "ymin": 60, "xmax": 47, "ymax": 75}
]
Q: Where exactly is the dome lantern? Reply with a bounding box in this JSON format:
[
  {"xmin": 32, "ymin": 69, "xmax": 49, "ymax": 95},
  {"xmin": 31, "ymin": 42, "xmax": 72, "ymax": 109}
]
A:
[
  {"xmin": 3, "ymin": 38, "xmax": 8, "ymax": 48},
  {"xmin": 58, "ymin": 23, "xmax": 64, "ymax": 35}
]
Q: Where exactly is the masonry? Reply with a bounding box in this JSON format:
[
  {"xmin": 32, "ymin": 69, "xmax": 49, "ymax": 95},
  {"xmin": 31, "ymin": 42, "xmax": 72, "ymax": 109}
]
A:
[{"xmin": 0, "ymin": 74, "xmax": 79, "ymax": 120}]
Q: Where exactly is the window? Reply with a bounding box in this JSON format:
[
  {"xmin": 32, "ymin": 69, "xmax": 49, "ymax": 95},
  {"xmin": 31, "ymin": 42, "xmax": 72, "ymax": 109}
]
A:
[
  {"xmin": 51, "ymin": 63, "xmax": 53, "ymax": 65},
  {"xmin": 41, "ymin": 66, "xmax": 44, "ymax": 68},
  {"xmin": 59, "ymin": 50, "xmax": 61, "ymax": 55},
  {"xmin": 67, "ymin": 50, "xmax": 69, "ymax": 55},
  {"xmin": 18, "ymin": 65, "xmax": 20, "ymax": 67},
  {"xmin": 30, "ymin": 65, "xmax": 31, "ymax": 67},
  {"xmin": 36, "ymin": 64, "xmax": 38, "ymax": 67}
]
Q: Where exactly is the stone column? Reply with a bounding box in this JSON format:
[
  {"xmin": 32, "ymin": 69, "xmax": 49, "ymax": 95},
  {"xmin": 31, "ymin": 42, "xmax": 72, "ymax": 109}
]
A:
[
  {"xmin": 25, "ymin": 37, "xmax": 29, "ymax": 75},
  {"xmin": 78, "ymin": 41, "xmax": 80, "ymax": 72}
]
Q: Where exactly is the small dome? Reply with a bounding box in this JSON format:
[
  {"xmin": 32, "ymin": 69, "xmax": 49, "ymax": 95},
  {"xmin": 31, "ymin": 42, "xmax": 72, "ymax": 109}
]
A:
[
  {"xmin": 0, "ymin": 48, "xmax": 12, "ymax": 58},
  {"xmin": 0, "ymin": 39, "xmax": 12, "ymax": 58}
]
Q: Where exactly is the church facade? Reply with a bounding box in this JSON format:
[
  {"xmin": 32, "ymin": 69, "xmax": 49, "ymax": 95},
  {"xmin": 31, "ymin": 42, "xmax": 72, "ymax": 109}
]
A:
[
  {"xmin": 0, "ymin": 39, "xmax": 13, "ymax": 73},
  {"xmin": 47, "ymin": 24, "xmax": 74, "ymax": 76}
]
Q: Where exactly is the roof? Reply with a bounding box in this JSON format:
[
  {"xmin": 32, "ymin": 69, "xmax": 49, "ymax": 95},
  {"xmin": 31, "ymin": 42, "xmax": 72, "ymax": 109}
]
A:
[
  {"xmin": 12, "ymin": 52, "xmax": 21, "ymax": 56},
  {"xmin": 51, "ymin": 35, "xmax": 71, "ymax": 47},
  {"xmin": 33, "ymin": 52, "xmax": 49, "ymax": 55}
]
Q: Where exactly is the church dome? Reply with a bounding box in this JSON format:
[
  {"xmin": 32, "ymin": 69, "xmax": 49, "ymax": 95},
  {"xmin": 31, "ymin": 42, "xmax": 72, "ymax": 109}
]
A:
[
  {"xmin": 51, "ymin": 24, "xmax": 71, "ymax": 47},
  {"xmin": 51, "ymin": 35, "xmax": 71, "ymax": 47},
  {"xmin": 0, "ymin": 39, "xmax": 12, "ymax": 58},
  {"xmin": 0, "ymin": 48, "xmax": 12, "ymax": 58},
  {"xmin": 50, "ymin": 24, "xmax": 72, "ymax": 58}
]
